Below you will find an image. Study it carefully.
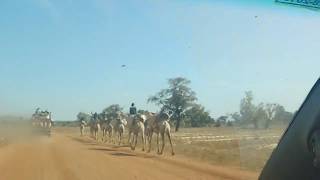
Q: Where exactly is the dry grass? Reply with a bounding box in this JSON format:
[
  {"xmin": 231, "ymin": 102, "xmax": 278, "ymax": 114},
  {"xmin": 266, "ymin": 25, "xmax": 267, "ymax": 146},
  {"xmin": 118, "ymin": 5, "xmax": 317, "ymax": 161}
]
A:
[
  {"xmin": 172, "ymin": 127, "xmax": 285, "ymax": 172},
  {"xmin": 54, "ymin": 126, "xmax": 286, "ymax": 174}
]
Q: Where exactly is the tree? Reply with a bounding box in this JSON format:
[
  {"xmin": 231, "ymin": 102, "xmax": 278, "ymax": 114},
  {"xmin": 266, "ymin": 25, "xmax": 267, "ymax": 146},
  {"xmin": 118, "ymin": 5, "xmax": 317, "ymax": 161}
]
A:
[
  {"xmin": 148, "ymin": 77, "xmax": 197, "ymax": 131},
  {"xmin": 102, "ymin": 104, "xmax": 123, "ymax": 120},
  {"xmin": 184, "ymin": 104, "xmax": 212, "ymax": 127},
  {"xmin": 239, "ymin": 91, "xmax": 256, "ymax": 127},
  {"xmin": 76, "ymin": 112, "xmax": 90, "ymax": 122},
  {"xmin": 274, "ymin": 105, "xmax": 294, "ymax": 124},
  {"xmin": 253, "ymin": 103, "xmax": 267, "ymax": 129},
  {"xmin": 237, "ymin": 91, "xmax": 294, "ymax": 128},
  {"xmin": 226, "ymin": 121, "xmax": 233, "ymax": 127},
  {"xmin": 231, "ymin": 112, "xmax": 241, "ymax": 124},
  {"xmin": 215, "ymin": 120, "xmax": 221, "ymax": 127}
]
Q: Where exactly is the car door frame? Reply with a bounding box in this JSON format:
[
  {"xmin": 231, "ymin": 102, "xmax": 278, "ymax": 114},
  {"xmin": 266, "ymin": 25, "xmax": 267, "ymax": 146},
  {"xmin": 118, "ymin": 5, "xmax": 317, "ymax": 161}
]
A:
[{"xmin": 260, "ymin": 78, "xmax": 320, "ymax": 180}]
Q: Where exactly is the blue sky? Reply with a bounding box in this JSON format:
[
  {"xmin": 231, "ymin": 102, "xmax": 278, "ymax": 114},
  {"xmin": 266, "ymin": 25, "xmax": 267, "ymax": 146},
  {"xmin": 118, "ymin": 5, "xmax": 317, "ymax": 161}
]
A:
[{"xmin": 0, "ymin": 0, "xmax": 319, "ymax": 120}]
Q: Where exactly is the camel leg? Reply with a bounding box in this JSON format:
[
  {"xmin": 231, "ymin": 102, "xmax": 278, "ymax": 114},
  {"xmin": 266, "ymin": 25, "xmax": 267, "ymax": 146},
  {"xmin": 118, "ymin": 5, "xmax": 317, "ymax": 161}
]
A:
[
  {"xmin": 102, "ymin": 130, "xmax": 105, "ymax": 142},
  {"xmin": 147, "ymin": 132, "xmax": 153, "ymax": 153},
  {"xmin": 131, "ymin": 134, "xmax": 135, "ymax": 150},
  {"xmin": 142, "ymin": 132, "xmax": 145, "ymax": 151},
  {"xmin": 107, "ymin": 131, "xmax": 110, "ymax": 143},
  {"xmin": 167, "ymin": 132, "xmax": 175, "ymax": 156},
  {"xmin": 144, "ymin": 131, "xmax": 148, "ymax": 147},
  {"xmin": 118, "ymin": 133, "xmax": 120, "ymax": 145},
  {"xmin": 133, "ymin": 134, "xmax": 138, "ymax": 150},
  {"xmin": 110, "ymin": 131, "xmax": 113, "ymax": 143},
  {"xmin": 113, "ymin": 131, "xmax": 116, "ymax": 144},
  {"xmin": 157, "ymin": 133, "xmax": 160, "ymax": 154},
  {"xmin": 160, "ymin": 133, "xmax": 165, "ymax": 155},
  {"xmin": 128, "ymin": 130, "xmax": 132, "ymax": 145}
]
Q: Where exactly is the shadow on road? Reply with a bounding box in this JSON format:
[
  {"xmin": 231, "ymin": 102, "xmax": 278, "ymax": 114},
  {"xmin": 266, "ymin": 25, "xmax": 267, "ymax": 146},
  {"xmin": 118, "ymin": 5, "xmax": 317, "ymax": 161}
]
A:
[
  {"xmin": 111, "ymin": 145, "xmax": 130, "ymax": 148},
  {"xmin": 111, "ymin": 152, "xmax": 136, "ymax": 157},
  {"xmin": 88, "ymin": 147, "xmax": 116, "ymax": 152},
  {"xmin": 70, "ymin": 136, "xmax": 156, "ymax": 159},
  {"xmin": 71, "ymin": 137, "xmax": 98, "ymax": 145}
]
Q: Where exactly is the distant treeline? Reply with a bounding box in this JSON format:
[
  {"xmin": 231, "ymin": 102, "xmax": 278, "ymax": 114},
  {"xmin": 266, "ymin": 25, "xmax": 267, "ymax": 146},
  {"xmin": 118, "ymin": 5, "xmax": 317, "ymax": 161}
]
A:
[{"xmin": 74, "ymin": 77, "xmax": 294, "ymax": 130}]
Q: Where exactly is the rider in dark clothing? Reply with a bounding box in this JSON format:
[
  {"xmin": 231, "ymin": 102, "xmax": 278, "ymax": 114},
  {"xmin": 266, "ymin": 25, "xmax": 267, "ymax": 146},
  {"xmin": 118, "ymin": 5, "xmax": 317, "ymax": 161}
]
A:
[
  {"xmin": 130, "ymin": 103, "xmax": 137, "ymax": 124},
  {"xmin": 130, "ymin": 103, "xmax": 137, "ymax": 115}
]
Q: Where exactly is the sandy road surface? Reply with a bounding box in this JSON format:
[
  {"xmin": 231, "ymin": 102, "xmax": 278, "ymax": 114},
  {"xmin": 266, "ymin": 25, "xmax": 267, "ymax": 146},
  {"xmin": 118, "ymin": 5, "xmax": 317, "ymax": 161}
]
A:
[{"xmin": 0, "ymin": 132, "xmax": 258, "ymax": 180}]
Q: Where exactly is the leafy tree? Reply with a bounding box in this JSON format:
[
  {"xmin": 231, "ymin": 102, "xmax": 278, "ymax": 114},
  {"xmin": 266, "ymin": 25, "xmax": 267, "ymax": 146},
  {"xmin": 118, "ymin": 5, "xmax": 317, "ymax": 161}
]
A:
[
  {"xmin": 76, "ymin": 112, "xmax": 90, "ymax": 122},
  {"xmin": 148, "ymin": 77, "xmax": 197, "ymax": 131},
  {"xmin": 231, "ymin": 112, "xmax": 241, "ymax": 124},
  {"xmin": 239, "ymin": 91, "xmax": 256, "ymax": 127},
  {"xmin": 238, "ymin": 91, "xmax": 294, "ymax": 128},
  {"xmin": 274, "ymin": 105, "xmax": 294, "ymax": 124},
  {"xmin": 217, "ymin": 115, "xmax": 228, "ymax": 126},
  {"xmin": 215, "ymin": 120, "xmax": 221, "ymax": 127},
  {"xmin": 184, "ymin": 104, "xmax": 212, "ymax": 127},
  {"xmin": 253, "ymin": 103, "xmax": 267, "ymax": 129},
  {"xmin": 102, "ymin": 104, "xmax": 123, "ymax": 120},
  {"xmin": 226, "ymin": 121, "xmax": 233, "ymax": 127}
]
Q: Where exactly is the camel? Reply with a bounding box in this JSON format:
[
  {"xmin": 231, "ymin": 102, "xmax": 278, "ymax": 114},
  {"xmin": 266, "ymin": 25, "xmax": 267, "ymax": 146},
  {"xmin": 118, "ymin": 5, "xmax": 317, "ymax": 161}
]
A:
[
  {"xmin": 91, "ymin": 121, "xmax": 100, "ymax": 141},
  {"xmin": 101, "ymin": 120, "xmax": 114, "ymax": 143},
  {"xmin": 114, "ymin": 118, "xmax": 127, "ymax": 145},
  {"xmin": 130, "ymin": 114, "xmax": 146, "ymax": 151},
  {"xmin": 89, "ymin": 113, "xmax": 100, "ymax": 141},
  {"xmin": 145, "ymin": 112, "xmax": 175, "ymax": 155},
  {"xmin": 127, "ymin": 115, "xmax": 134, "ymax": 145},
  {"xmin": 80, "ymin": 120, "xmax": 87, "ymax": 136}
]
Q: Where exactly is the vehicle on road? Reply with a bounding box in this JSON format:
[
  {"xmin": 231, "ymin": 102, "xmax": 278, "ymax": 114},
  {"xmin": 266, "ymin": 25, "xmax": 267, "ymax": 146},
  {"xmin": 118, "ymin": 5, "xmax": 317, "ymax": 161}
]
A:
[{"xmin": 31, "ymin": 109, "xmax": 53, "ymax": 137}]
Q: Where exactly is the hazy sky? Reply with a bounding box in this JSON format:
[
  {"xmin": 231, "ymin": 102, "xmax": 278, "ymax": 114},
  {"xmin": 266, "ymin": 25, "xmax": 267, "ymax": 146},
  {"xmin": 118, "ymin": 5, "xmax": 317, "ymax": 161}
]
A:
[{"xmin": 0, "ymin": 0, "xmax": 319, "ymax": 120}]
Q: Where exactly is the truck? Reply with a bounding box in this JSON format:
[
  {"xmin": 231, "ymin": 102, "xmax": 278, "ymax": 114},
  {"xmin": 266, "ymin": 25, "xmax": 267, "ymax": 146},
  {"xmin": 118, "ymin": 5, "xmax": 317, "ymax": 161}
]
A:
[{"xmin": 31, "ymin": 108, "xmax": 53, "ymax": 137}]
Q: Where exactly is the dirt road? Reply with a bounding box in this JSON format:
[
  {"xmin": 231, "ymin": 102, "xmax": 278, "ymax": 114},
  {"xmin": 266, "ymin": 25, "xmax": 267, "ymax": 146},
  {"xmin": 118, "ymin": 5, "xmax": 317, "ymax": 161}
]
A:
[{"xmin": 0, "ymin": 132, "xmax": 258, "ymax": 180}]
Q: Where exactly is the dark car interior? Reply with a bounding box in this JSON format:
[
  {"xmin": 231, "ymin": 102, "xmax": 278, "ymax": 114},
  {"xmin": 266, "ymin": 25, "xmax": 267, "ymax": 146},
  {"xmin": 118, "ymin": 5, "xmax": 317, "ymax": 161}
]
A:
[{"xmin": 260, "ymin": 78, "xmax": 320, "ymax": 180}]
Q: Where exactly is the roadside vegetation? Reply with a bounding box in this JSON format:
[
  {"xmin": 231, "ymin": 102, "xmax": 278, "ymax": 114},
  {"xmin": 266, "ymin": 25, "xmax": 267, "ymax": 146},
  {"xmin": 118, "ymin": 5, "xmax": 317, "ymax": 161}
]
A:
[{"xmin": 72, "ymin": 77, "xmax": 294, "ymax": 130}]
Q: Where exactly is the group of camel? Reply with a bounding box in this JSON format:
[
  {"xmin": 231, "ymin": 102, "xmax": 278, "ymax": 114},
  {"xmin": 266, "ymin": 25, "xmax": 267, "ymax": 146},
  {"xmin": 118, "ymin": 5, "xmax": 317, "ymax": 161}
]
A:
[{"xmin": 80, "ymin": 112, "xmax": 175, "ymax": 156}]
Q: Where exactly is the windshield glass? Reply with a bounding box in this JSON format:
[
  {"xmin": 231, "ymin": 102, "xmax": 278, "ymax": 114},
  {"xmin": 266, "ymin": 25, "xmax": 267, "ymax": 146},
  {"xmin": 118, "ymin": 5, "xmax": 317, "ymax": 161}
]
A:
[{"xmin": 0, "ymin": 1, "xmax": 318, "ymax": 179}]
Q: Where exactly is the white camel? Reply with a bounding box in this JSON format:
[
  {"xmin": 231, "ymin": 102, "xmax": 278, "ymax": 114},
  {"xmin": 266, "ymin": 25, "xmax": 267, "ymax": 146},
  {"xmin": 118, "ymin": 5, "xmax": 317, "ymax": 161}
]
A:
[
  {"xmin": 80, "ymin": 120, "xmax": 87, "ymax": 136},
  {"xmin": 114, "ymin": 117, "xmax": 127, "ymax": 145},
  {"xmin": 130, "ymin": 114, "xmax": 146, "ymax": 151},
  {"xmin": 101, "ymin": 120, "xmax": 114, "ymax": 143},
  {"xmin": 89, "ymin": 119, "xmax": 100, "ymax": 141},
  {"xmin": 127, "ymin": 115, "xmax": 134, "ymax": 145},
  {"xmin": 145, "ymin": 112, "xmax": 175, "ymax": 155}
]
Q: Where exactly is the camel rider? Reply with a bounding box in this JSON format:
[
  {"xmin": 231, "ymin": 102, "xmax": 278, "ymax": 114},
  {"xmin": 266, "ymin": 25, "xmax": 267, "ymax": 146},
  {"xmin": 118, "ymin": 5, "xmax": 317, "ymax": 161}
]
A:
[
  {"xmin": 129, "ymin": 103, "xmax": 137, "ymax": 116},
  {"xmin": 129, "ymin": 103, "xmax": 137, "ymax": 124}
]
